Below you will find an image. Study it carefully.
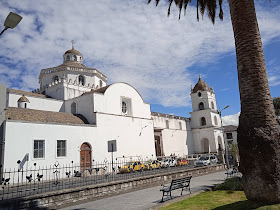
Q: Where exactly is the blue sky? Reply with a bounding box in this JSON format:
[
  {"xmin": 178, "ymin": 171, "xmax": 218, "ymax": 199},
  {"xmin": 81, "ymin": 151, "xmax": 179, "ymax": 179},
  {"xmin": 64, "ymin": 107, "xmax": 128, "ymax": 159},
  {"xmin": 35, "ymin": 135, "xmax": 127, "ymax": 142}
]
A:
[{"xmin": 0, "ymin": 0, "xmax": 280, "ymax": 125}]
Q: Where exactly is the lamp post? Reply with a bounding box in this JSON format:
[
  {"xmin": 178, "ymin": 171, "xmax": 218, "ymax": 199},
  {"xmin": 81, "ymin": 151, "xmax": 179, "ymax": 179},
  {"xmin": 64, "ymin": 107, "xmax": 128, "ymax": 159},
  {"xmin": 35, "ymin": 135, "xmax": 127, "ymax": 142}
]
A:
[
  {"xmin": 218, "ymin": 105, "xmax": 230, "ymax": 169},
  {"xmin": 0, "ymin": 12, "xmax": 22, "ymax": 37}
]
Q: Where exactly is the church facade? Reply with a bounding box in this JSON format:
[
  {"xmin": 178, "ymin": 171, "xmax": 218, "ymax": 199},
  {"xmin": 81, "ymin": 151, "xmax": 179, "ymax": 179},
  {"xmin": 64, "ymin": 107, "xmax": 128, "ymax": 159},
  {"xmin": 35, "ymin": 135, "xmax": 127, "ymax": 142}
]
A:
[{"xmin": 0, "ymin": 47, "xmax": 225, "ymax": 170}]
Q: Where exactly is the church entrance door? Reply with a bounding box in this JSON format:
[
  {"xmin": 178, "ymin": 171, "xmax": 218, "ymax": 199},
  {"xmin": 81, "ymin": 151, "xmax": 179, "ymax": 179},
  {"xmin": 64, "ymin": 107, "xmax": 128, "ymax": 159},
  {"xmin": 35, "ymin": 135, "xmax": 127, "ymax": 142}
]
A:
[
  {"xmin": 80, "ymin": 143, "xmax": 91, "ymax": 171},
  {"xmin": 155, "ymin": 135, "xmax": 162, "ymax": 157}
]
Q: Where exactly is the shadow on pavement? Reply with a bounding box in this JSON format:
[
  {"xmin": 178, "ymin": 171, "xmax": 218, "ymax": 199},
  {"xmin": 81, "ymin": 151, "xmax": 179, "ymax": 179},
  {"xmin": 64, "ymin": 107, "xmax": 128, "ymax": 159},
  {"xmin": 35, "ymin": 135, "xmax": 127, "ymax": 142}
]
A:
[{"xmin": 152, "ymin": 195, "xmax": 181, "ymax": 204}]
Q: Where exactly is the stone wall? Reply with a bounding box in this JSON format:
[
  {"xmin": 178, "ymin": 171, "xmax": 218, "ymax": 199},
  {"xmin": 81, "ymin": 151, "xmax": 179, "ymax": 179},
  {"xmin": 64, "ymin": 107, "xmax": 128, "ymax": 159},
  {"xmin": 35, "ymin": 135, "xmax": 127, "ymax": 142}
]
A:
[{"xmin": 0, "ymin": 164, "xmax": 224, "ymax": 209}]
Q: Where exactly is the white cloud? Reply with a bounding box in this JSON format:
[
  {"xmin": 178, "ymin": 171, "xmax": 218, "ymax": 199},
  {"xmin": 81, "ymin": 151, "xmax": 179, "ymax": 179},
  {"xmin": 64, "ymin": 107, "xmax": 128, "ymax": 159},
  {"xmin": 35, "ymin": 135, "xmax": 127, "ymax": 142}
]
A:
[
  {"xmin": 0, "ymin": 0, "xmax": 279, "ymax": 107},
  {"xmin": 222, "ymin": 112, "xmax": 240, "ymax": 126}
]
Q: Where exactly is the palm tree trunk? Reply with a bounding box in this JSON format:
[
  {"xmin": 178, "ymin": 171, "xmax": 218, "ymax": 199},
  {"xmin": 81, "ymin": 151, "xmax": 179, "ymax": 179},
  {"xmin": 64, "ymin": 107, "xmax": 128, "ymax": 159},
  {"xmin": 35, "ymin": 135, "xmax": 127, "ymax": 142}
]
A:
[{"xmin": 228, "ymin": 0, "xmax": 280, "ymax": 202}]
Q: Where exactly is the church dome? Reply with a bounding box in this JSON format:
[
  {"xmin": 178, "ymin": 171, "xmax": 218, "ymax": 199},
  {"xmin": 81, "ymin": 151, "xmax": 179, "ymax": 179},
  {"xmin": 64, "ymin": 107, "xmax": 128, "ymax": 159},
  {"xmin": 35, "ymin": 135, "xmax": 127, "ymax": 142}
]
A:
[
  {"xmin": 63, "ymin": 46, "xmax": 83, "ymax": 64},
  {"xmin": 64, "ymin": 48, "xmax": 82, "ymax": 57},
  {"xmin": 193, "ymin": 75, "xmax": 210, "ymax": 93}
]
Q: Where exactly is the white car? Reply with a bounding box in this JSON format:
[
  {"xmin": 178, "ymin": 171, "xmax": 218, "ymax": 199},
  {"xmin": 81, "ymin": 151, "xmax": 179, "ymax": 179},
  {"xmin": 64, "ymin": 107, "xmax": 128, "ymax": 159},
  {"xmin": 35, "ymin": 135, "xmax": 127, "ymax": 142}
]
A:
[
  {"xmin": 194, "ymin": 155, "xmax": 218, "ymax": 167},
  {"xmin": 161, "ymin": 158, "xmax": 177, "ymax": 167}
]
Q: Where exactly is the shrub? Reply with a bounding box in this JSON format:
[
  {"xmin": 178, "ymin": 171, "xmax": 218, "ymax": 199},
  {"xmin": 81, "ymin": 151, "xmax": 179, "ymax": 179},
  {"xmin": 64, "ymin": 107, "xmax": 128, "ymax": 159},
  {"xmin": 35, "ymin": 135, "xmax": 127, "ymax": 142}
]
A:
[{"xmin": 214, "ymin": 177, "xmax": 243, "ymax": 191}]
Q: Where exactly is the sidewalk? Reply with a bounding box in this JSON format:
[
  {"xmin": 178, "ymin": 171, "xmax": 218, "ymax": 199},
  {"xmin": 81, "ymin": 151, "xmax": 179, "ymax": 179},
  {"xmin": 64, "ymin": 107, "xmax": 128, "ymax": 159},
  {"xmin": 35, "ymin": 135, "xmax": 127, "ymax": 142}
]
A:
[{"xmin": 59, "ymin": 170, "xmax": 227, "ymax": 210}]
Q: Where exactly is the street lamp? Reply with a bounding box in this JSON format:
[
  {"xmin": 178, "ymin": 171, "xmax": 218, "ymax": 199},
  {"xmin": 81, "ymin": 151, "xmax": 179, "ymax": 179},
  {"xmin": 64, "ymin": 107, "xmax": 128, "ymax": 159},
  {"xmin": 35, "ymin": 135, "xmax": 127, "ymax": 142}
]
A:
[
  {"xmin": 0, "ymin": 12, "xmax": 22, "ymax": 37},
  {"xmin": 218, "ymin": 105, "xmax": 230, "ymax": 169}
]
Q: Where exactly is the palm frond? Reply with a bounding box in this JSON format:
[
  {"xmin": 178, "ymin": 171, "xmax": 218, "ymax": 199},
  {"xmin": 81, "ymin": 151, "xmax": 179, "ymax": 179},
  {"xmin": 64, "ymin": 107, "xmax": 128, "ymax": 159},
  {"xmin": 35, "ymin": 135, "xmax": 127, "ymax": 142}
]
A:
[
  {"xmin": 219, "ymin": 0, "xmax": 223, "ymax": 20},
  {"xmin": 148, "ymin": 0, "xmax": 223, "ymax": 24},
  {"xmin": 183, "ymin": 0, "xmax": 191, "ymax": 16},
  {"xmin": 168, "ymin": 0, "xmax": 174, "ymax": 17}
]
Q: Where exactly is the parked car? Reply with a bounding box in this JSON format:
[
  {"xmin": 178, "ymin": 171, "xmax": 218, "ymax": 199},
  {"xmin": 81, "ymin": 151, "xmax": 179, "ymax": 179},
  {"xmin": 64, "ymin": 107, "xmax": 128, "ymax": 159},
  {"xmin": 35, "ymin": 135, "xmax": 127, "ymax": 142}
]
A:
[
  {"xmin": 176, "ymin": 158, "xmax": 189, "ymax": 166},
  {"xmin": 119, "ymin": 161, "xmax": 145, "ymax": 173},
  {"xmin": 149, "ymin": 160, "xmax": 162, "ymax": 169},
  {"xmin": 143, "ymin": 160, "xmax": 161, "ymax": 170},
  {"xmin": 161, "ymin": 158, "xmax": 177, "ymax": 167},
  {"xmin": 143, "ymin": 161, "xmax": 151, "ymax": 170},
  {"xmin": 194, "ymin": 155, "xmax": 218, "ymax": 167}
]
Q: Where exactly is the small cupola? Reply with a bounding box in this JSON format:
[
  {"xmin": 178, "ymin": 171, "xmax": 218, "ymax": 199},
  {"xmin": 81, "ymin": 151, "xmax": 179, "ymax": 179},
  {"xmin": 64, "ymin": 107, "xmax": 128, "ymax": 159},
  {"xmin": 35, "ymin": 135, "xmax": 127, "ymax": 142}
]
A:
[
  {"xmin": 192, "ymin": 75, "xmax": 210, "ymax": 93},
  {"xmin": 63, "ymin": 42, "xmax": 83, "ymax": 64},
  {"xmin": 17, "ymin": 95, "xmax": 30, "ymax": 108}
]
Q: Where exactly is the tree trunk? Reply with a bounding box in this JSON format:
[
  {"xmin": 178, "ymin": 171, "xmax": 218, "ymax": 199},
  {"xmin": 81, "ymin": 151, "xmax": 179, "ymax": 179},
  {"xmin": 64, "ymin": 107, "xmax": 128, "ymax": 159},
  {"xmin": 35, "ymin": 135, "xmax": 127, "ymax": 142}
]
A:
[{"xmin": 228, "ymin": 0, "xmax": 280, "ymax": 202}]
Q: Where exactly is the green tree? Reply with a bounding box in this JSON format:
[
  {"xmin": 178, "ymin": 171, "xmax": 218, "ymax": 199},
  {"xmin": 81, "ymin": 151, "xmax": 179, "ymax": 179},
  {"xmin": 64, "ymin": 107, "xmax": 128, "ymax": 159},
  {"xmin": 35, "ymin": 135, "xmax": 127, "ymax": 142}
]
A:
[
  {"xmin": 228, "ymin": 143, "xmax": 239, "ymax": 166},
  {"xmin": 273, "ymin": 97, "xmax": 280, "ymax": 116},
  {"xmin": 148, "ymin": 0, "xmax": 280, "ymax": 203}
]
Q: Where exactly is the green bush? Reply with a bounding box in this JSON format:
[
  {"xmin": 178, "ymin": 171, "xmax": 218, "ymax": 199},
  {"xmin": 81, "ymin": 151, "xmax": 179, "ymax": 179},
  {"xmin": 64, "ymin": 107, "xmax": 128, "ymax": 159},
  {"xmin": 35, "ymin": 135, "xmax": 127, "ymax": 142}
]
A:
[{"xmin": 214, "ymin": 177, "xmax": 243, "ymax": 191}]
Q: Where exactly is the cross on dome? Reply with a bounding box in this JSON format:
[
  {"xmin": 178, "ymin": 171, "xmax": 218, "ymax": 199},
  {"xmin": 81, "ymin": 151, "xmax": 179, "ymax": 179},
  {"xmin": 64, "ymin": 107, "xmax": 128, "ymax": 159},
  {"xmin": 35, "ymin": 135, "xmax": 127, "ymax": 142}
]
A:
[{"xmin": 71, "ymin": 40, "xmax": 75, "ymax": 49}]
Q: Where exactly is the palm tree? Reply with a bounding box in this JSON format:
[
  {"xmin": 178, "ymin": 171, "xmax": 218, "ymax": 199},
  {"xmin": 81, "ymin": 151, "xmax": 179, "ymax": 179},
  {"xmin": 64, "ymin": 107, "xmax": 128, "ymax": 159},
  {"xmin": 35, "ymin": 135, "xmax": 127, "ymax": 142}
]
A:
[{"xmin": 148, "ymin": 0, "xmax": 280, "ymax": 203}]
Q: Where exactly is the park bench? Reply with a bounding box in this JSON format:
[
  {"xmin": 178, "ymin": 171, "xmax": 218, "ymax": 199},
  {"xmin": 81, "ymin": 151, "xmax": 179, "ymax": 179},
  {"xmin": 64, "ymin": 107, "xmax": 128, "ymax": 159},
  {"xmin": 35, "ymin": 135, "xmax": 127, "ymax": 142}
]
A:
[{"xmin": 160, "ymin": 176, "xmax": 192, "ymax": 202}]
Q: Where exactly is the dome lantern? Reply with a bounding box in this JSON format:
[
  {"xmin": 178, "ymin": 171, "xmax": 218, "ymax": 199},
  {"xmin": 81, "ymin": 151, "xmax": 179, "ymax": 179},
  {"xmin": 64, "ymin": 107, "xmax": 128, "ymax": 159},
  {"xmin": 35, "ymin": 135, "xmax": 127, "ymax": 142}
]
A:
[
  {"xmin": 193, "ymin": 75, "xmax": 210, "ymax": 93},
  {"xmin": 63, "ymin": 41, "xmax": 83, "ymax": 64}
]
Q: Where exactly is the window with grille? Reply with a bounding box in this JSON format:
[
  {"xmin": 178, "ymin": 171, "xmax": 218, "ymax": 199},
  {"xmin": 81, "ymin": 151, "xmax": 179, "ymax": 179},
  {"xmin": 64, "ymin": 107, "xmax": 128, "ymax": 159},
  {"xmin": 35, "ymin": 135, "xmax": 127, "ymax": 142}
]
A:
[
  {"xmin": 121, "ymin": 97, "xmax": 132, "ymax": 116},
  {"xmin": 57, "ymin": 140, "xmax": 66, "ymax": 157},
  {"xmin": 122, "ymin": 101, "xmax": 127, "ymax": 114},
  {"xmin": 226, "ymin": 133, "xmax": 233, "ymax": 139},
  {"xmin": 33, "ymin": 140, "xmax": 45, "ymax": 159}
]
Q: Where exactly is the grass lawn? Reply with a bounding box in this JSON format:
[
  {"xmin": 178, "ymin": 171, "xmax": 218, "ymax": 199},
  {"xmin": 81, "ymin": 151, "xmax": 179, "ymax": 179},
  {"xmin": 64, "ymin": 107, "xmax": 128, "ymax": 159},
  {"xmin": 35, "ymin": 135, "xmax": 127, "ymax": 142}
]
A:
[{"xmin": 160, "ymin": 190, "xmax": 280, "ymax": 210}]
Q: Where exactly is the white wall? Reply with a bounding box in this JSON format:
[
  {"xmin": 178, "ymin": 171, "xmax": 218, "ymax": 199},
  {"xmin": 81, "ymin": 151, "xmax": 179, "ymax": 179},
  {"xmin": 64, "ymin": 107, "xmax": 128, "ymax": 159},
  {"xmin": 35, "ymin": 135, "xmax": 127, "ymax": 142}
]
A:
[
  {"xmin": 152, "ymin": 115, "xmax": 190, "ymax": 157},
  {"xmin": 7, "ymin": 92, "xmax": 64, "ymax": 112},
  {"xmin": 191, "ymin": 91, "xmax": 217, "ymax": 112},
  {"xmin": 65, "ymin": 94, "xmax": 95, "ymax": 124},
  {"xmin": 4, "ymin": 121, "xmax": 95, "ymax": 170},
  {"xmin": 94, "ymin": 113, "xmax": 156, "ymax": 161},
  {"xmin": 4, "ymin": 117, "xmax": 156, "ymax": 170},
  {"xmin": 190, "ymin": 110, "xmax": 221, "ymax": 128},
  {"xmin": 40, "ymin": 70, "xmax": 106, "ymax": 91},
  {"xmin": 94, "ymin": 83, "xmax": 151, "ymax": 119},
  {"xmin": 192, "ymin": 128, "xmax": 224, "ymax": 153}
]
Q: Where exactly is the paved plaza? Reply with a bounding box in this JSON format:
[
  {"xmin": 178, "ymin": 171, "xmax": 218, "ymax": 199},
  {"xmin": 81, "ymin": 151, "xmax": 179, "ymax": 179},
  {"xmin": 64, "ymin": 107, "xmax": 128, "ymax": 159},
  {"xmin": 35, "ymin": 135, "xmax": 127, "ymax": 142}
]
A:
[{"xmin": 59, "ymin": 170, "xmax": 227, "ymax": 210}]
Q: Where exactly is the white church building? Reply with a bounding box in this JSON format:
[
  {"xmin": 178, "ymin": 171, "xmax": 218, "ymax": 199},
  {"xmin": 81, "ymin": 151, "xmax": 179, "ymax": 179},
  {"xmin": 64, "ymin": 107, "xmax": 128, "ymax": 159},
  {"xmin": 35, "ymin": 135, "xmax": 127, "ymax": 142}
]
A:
[{"xmin": 0, "ymin": 47, "xmax": 225, "ymax": 170}]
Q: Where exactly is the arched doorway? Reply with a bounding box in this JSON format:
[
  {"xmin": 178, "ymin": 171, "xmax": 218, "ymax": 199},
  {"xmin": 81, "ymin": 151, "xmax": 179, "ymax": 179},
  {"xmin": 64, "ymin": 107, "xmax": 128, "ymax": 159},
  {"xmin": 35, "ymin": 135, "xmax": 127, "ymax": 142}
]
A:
[
  {"xmin": 202, "ymin": 138, "xmax": 210, "ymax": 153},
  {"xmin": 80, "ymin": 143, "xmax": 91, "ymax": 170}
]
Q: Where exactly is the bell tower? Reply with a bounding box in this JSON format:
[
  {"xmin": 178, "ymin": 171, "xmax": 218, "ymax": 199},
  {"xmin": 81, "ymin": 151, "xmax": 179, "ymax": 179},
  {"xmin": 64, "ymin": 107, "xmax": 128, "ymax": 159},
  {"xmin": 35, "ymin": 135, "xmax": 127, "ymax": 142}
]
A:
[{"xmin": 190, "ymin": 76, "xmax": 224, "ymax": 154}]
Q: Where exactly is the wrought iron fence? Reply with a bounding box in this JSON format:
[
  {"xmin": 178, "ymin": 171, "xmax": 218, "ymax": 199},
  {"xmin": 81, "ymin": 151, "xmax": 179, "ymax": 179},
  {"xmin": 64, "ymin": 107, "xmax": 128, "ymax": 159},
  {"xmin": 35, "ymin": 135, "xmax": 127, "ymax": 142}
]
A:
[{"xmin": 0, "ymin": 158, "xmax": 195, "ymax": 200}]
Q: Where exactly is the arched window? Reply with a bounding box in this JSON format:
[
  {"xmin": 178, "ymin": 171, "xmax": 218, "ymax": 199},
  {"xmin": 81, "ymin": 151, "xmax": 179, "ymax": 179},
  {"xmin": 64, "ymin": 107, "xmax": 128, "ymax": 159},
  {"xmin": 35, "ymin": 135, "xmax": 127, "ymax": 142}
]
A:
[
  {"xmin": 201, "ymin": 117, "xmax": 206, "ymax": 126},
  {"xmin": 78, "ymin": 75, "xmax": 85, "ymax": 85},
  {"xmin": 199, "ymin": 102, "xmax": 204, "ymax": 110},
  {"xmin": 211, "ymin": 101, "xmax": 215, "ymax": 109},
  {"xmin": 198, "ymin": 92, "xmax": 202, "ymax": 97},
  {"xmin": 53, "ymin": 75, "xmax": 59, "ymax": 83},
  {"xmin": 166, "ymin": 120, "xmax": 169, "ymax": 129},
  {"xmin": 66, "ymin": 55, "xmax": 70, "ymax": 61},
  {"xmin": 99, "ymin": 80, "xmax": 103, "ymax": 88},
  {"xmin": 74, "ymin": 55, "xmax": 77, "ymax": 61},
  {"xmin": 71, "ymin": 102, "xmax": 77, "ymax": 114},
  {"xmin": 214, "ymin": 116, "xmax": 218, "ymax": 125},
  {"xmin": 122, "ymin": 101, "xmax": 127, "ymax": 114}
]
